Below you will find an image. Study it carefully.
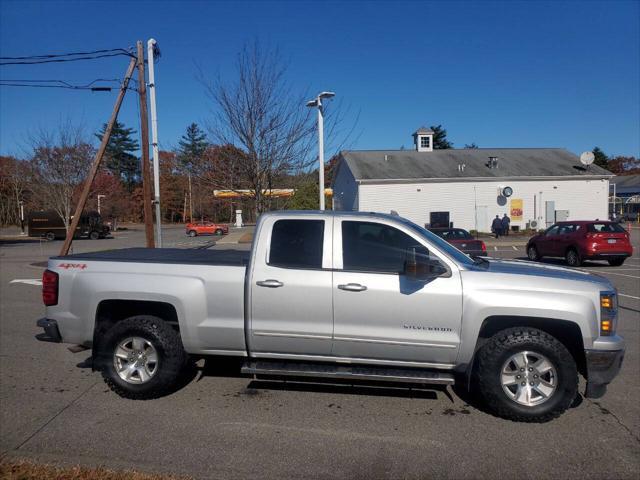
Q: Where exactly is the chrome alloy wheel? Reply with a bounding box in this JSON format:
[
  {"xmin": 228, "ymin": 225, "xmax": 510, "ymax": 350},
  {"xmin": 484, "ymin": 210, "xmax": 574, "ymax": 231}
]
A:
[
  {"xmin": 113, "ymin": 337, "xmax": 159, "ymax": 384},
  {"xmin": 501, "ymin": 351, "xmax": 557, "ymax": 406}
]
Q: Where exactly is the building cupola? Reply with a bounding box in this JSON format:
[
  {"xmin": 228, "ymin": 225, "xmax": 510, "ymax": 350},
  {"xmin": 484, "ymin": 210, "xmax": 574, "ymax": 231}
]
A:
[{"xmin": 412, "ymin": 126, "xmax": 434, "ymax": 152}]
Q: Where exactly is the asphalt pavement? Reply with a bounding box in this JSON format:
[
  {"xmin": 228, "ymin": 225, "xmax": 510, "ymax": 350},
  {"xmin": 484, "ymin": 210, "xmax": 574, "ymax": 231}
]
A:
[{"xmin": 1, "ymin": 224, "xmax": 638, "ymax": 479}]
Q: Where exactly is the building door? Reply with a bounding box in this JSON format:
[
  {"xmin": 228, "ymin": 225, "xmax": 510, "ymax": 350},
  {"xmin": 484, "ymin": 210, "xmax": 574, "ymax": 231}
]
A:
[
  {"xmin": 545, "ymin": 201, "xmax": 555, "ymax": 228},
  {"xmin": 430, "ymin": 211, "xmax": 450, "ymax": 228},
  {"xmin": 475, "ymin": 206, "xmax": 488, "ymax": 233}
]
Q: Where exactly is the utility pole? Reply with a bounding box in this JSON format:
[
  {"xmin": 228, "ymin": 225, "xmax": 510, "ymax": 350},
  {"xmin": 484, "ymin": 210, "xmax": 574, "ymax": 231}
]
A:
[
  {"xmin": 147, "ymin": 38, "xmax": 162, "ymax": 247},
  {"xmin": 188, "ymin": 172, "xmax": 193, "ymax": 223},
  {"xmin": 97, "ymin": 195, "xmax": 105, "ymax": 215},
  {"xmin": 137, "ymin": 40, "xmax": 155, "ymax": 248},
  {"xmin": 60, "ymin": 56, "xmax": 137, "ymax": 256}
]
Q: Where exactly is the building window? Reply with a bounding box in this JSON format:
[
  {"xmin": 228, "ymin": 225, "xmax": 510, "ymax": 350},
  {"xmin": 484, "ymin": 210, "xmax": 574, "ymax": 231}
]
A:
[{"xmin": 420, "ymin": 136, "xmax": 430, "ymax": 149}]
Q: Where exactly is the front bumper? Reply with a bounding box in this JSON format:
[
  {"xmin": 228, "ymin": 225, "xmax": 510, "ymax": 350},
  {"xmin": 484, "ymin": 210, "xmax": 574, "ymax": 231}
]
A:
[
  {"xmin": 36, "ymin": 318, "xmax": 62, "ymax": 343},
  {"xmin": 584, "ymin": 348, "xmax": 625, "ymax": 398}
]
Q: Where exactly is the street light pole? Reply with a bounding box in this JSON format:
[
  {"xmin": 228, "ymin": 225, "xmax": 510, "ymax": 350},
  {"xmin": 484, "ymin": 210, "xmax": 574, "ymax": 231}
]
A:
[
  {"xmin": 306, "ymin": 91, "xmax": 335, "ymax": 211},
  {"xmin": 148, "ymin": 38, "xmax": 163, "ymax": 247},
  {"xmin": 18, "ymin": 200, "xmax": 25, "ymax": 235}
]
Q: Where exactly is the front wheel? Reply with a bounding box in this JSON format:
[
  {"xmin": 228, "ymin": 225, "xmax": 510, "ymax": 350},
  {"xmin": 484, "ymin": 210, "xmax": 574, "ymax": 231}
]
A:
[
  {"xmin": 45, "ymin": 231, "xmax": 56, "ymax": 241},
  {"xmin": 100, "ymin": 315, "xmax": 187, "ymax": 399},
  {"xmin": 187, "ymin": 230, "xmax": 197, "ymax": 237},
  {"xmin": 474, "ymin": 327, "xmax": 578, "ymax": 422},
  {"xmin": 89, "ymin": 230, "xmax": 100, "ymax": 240},
  {"xmin": 215, "ymin": 229, "xmax": 223, "ymax": 236}
]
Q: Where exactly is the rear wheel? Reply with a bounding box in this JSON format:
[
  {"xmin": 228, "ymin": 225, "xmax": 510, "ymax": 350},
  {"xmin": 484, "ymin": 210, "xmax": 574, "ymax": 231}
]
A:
[
  {"xmin": 565, "ymin": 248, "xmax": 581, "ymax": 267},
  {"xmin": 215, "ymin": 228, "xmax": 223, "ymax": 236},
  {"xmin": 89, "ymin": 230, "xmax": 100, "ymax": 240},
  {"xmin": 607, "ymin": 257, "xmax": 626, "ymax": 266},
  {"xmin": 100, "ymin": 315, "xmax": 187, "ymax": 399},
  {"xmin": 188, "ymin": 230, "xmax": 197, "ymax": 237},
  {"xmin": 45, "ymin": 231, "xmax": 56, "ymax": 241},
  {"xmin": 527, "ymin": 245, "xmax": 540, "ymax": 261},
  {"xmin": 474, "ymin": 327, "xmax": 577, "ymax": 422}
]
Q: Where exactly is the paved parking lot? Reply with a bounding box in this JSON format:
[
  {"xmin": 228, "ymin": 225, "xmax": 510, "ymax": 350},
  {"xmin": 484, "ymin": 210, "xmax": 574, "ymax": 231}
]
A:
[{"xmin": 1, "ymin": 225, "xmax": 638, "ymax": 479}]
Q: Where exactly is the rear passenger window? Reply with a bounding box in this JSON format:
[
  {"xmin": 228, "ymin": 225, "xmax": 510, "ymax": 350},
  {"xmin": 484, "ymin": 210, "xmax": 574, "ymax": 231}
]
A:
[{"xmin": 269, "ymin": 220, "xmax": 324, "ymax": 269}]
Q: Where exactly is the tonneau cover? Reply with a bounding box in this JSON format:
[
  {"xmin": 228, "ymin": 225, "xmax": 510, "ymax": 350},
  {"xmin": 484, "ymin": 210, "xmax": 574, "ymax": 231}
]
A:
[{"xmin": 52, "ymin": 247, "xmax": 249, "ymax": 266}]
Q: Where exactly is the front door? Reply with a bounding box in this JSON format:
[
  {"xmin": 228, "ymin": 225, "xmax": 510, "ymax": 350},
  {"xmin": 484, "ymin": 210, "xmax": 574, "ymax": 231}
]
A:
[
  {"xmin": 249, "ymin": 217, "xmax": 334, "ymax": 356},
  {"xmin": 332, "ymin": 219, "xmax": 462, "ymax": 366}
]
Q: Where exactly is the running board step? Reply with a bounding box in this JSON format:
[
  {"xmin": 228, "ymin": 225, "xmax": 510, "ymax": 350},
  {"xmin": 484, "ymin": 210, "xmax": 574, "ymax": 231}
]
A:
[{"xmin": 241, "ymin": 360, "xmax": 455, "ymax": 385}]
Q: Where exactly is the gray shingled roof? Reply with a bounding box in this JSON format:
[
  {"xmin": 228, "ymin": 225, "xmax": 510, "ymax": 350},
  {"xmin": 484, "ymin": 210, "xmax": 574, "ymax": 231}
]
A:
[
  {"xmin": 339, "ymin": 148, "xmax": 613, "ymax": 181},
  {"xmin": 413, "ymin": 127, "xmax": 434, "ymax": 135},
  {"xmin": 610, "ymin": 174, "xmax": 640, "ymax": 195}
]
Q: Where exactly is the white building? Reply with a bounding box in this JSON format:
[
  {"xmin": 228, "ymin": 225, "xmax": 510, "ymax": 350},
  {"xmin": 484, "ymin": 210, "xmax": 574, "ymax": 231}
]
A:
[{"xmin": 332, "ymin": 127, "xmax": 612, "ymax": 232}]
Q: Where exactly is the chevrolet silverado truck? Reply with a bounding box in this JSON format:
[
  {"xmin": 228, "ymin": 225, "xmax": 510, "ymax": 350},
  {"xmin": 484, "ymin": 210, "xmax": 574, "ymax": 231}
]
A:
[{"xmin": 37, "ymin": 211, "xmax": 625, "ymax": 422}]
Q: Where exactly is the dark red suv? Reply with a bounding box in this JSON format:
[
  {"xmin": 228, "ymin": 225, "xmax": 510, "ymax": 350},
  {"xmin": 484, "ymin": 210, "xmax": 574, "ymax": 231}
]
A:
[{"xmin": 526, "ymin": 221, "xmax": 633, "ymax": 267}]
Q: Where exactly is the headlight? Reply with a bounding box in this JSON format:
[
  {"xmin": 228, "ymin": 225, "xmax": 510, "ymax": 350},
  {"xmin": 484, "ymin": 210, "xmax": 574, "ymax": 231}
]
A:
[{"xmin": 600, "ymin": 291, "xmax": 618, "ymax": 336}]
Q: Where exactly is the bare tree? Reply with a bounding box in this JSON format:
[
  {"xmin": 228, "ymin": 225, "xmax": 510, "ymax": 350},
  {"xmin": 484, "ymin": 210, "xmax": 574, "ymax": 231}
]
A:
[
  {"xmin": 0, "ymin": 156, "xmax": 32, "ymax": 226},
  {"xmin": 202, "ymin": 42, "xmax": 320, "ymax": 216},
  {"xmin": 29, "ymin": 123, "xmax": 94, "ymax": 231}
]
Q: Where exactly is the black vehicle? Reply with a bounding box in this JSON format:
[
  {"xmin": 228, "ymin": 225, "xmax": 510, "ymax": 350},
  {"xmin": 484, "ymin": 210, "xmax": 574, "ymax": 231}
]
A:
[{"xmin": 28, "ymin": 210, "xmax": 110, "ymax": 241}]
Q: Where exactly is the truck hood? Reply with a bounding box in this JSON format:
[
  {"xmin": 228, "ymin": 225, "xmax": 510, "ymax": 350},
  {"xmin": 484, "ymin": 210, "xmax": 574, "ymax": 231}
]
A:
[{"xmin": 470, "ymin": 258, "xmax": 611, "ymax": 287}]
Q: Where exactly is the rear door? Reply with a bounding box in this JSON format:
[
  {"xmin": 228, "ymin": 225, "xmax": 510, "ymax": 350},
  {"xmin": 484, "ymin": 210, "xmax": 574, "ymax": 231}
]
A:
[
  {"xmin": 332, "ymin": 219, "xmax": 462, "ymax": 366},
  {"xmin": 248, "ymin": 216, "xmax": 334, "ymax": 356}
]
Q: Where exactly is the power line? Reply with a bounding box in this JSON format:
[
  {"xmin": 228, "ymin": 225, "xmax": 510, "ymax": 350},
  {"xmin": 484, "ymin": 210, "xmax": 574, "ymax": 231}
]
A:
[
  {"xmin": 1, "ymin": 51, "xmax": 134, "ymax": 66},
  {"xmin": 0, "ymin": 77, "xmax": 139, "ymax": 92},
  {"xmin": 0, "ymin": 48, "xmax": 133, "ymax": 60}
]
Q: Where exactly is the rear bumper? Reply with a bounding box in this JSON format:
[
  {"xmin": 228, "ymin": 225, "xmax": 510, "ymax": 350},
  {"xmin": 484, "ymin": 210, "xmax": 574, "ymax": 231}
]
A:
[
  {"xmin": 36, "ymin": 318, "xmax": 62, "ymax": 343},
  {"xmin": 583, "ymin": 252, "xmax": 631, "ymax": 260},
  {"xmin": 584, "ymin": 348, "xmax": 625, "ymax": 398}
]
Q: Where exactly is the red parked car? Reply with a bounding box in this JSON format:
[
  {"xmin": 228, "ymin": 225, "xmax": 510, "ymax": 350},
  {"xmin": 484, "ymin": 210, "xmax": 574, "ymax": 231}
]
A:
[
  {"xmin": 185, "ymin": 222, "xmax": 229, "ymax": 237},
  {"xmin": 526, "ymin": 221, "xmax": 633, "ymax": 267},
  {"xmin": 429, "ymin": 228, "xmax": 487, "ymax": 257}
]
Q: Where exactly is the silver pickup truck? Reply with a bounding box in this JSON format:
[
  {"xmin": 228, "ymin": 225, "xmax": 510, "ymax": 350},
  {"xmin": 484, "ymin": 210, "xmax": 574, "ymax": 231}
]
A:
[{"xmin": 37, "ymin": 211, "xmax": 625, "ymax": 422}]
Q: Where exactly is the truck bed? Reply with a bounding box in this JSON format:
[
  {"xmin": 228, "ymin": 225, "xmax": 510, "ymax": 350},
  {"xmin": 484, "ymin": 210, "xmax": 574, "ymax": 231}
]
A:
[{"xmin": 52, "ymin": 247, "xmax": 250, "ymax": 266}]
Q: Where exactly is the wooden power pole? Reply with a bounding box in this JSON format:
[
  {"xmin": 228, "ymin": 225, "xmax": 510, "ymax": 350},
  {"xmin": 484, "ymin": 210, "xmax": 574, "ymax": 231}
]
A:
[
  {"xmin": 137, "ymin": 40, "xmax": 155, "ymax": 248},
  {"xmin": 59, "ymin": 56, "xmax": 137, "ymax": 256}
]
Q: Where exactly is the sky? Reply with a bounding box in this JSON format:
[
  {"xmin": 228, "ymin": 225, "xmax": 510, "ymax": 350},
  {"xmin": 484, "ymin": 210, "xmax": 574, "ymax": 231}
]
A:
[{"xmin": 0, "ymin": 0, "xmax": 638, "ymax": 159}]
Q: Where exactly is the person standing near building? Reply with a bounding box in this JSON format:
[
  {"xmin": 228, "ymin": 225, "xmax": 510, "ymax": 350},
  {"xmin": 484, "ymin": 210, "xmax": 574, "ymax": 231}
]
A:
[
  {"xmin": 492, "ymin": 215, "xmax": 503, "ymax": 238},
  {"xmin": 502, "ymin": 213, "xmax": 511, "ymax": 236}
]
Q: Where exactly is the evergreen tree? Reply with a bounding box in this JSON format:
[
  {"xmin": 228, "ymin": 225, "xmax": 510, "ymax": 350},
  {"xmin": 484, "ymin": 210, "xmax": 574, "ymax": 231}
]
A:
[
  {"xmin": 95, "ymin": 121, "xmax": 139, "ymax": 188},
  {"xmin": 430, "ymin": 124, "xmax": 453, "ymax": 149},
  {"xmin": 464, "ymin": 143, "xmax": 479, "ymax": 149},
  {"xmin": 178, "ymin": 123, "xmax": 209, "ymax": 171},
  {"xmin": 592, "ymin": 146, "xmax": 610, "ymax": 169}
]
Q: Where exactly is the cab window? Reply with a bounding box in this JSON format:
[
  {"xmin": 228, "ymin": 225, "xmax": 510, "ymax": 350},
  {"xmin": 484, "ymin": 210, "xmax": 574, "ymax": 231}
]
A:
[
  {"xmin": 342, "ymin": 221, "xmax": 430, "ymax": 274},
  {"xmin": 269, "ymin": 219, "xmax": 324, "ymax": 269}
]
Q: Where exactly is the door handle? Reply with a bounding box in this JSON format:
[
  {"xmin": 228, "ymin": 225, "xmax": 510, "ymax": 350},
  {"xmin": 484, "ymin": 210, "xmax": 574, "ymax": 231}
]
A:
[
  {"xmin": 256, "ymin": 279, "xmax": 284, "ymax": 288},
  {"xmin": 338, "ymin": 283, "xmax": 367, "ymax": 292}
]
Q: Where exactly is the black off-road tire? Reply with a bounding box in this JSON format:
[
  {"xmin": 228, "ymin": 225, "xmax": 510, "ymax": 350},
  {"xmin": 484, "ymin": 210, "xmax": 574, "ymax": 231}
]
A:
[
  {"xmin": 565, "ymin": 248, "xmax": 582, "ymax": 267},
  {"xmin": 100, "ymin": 315, "xmax": 187, "ymax": 399},
  {"xmin": 608, "ymin": 257, "xmax": 626, "ymax": 267},
  {"xmin": 527, "ymin": 245, "xmax": 540, "ymax": 261},
  {"xmin": 474, "ymin": 327, "xmax": 578, "ymax": 423},
  {"xmin": 89, "ymin": 230, "xmax": 100, "ymax": 240}
]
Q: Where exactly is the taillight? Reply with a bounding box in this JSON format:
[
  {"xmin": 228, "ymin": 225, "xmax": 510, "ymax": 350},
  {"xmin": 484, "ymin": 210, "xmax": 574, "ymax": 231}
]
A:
[
  {"xmin": 481, "ymin": 241, "xmax": 487, "ymax": 253},
  {"xmin": 42, "ymin": 269, "xmax": 58, "ymax": 306}
]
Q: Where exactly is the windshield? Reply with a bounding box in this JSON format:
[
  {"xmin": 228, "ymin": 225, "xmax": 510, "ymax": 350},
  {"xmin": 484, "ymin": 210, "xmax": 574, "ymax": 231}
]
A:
[{"xmin": 395, "ymin": 217, "xmax": 476, "ymax": 266}]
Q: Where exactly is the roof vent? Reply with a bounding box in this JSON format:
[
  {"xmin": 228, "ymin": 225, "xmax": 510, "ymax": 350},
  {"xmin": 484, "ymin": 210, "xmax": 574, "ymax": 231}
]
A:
[{"xmin": 487, "ymin": 156, "xmax": 499, "ymax": 169}]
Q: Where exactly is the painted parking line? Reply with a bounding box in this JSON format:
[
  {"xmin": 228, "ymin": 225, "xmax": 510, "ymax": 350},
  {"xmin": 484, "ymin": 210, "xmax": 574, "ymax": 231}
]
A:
[
  {"xmin": 619, "ymin": 293, "xmax": 640, "ymax": 300},
  {"xmin": 512, "ymin": 246, "xmax": 518, "ymax": 251},
  {"xmin": 592, "ymin": 271, "xmax": 640, "ymax": 279},
  {"xmin": 493, "ymin": 246, "xmax": 498, "ymax": 251}
]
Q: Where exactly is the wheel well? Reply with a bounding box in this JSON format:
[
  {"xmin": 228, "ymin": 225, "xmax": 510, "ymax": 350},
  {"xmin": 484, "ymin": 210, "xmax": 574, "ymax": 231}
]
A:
[
  {"xmin": 93, "ymin": 300, "xmax": 181, "ymax": 355},
  {"xmin": 474, "ymin": 316, "xmax": 586, "ymax": 377}
]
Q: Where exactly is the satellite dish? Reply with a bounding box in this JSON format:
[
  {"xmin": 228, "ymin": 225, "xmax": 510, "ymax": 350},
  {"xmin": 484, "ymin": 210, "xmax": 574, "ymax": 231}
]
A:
[
  {"xmin": 502, "ymin": 186, "xmax": 513, "ymax": 198},
  {"xmin": 580, "ymin": 151, "xmax": 595, "ymax": 166}
]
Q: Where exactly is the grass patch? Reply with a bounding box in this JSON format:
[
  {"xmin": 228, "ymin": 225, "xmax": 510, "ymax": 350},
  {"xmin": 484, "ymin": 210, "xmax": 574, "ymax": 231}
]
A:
[{"xmin": 0, "ymin": 458, "xmax": 191, "ymax": 480}]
